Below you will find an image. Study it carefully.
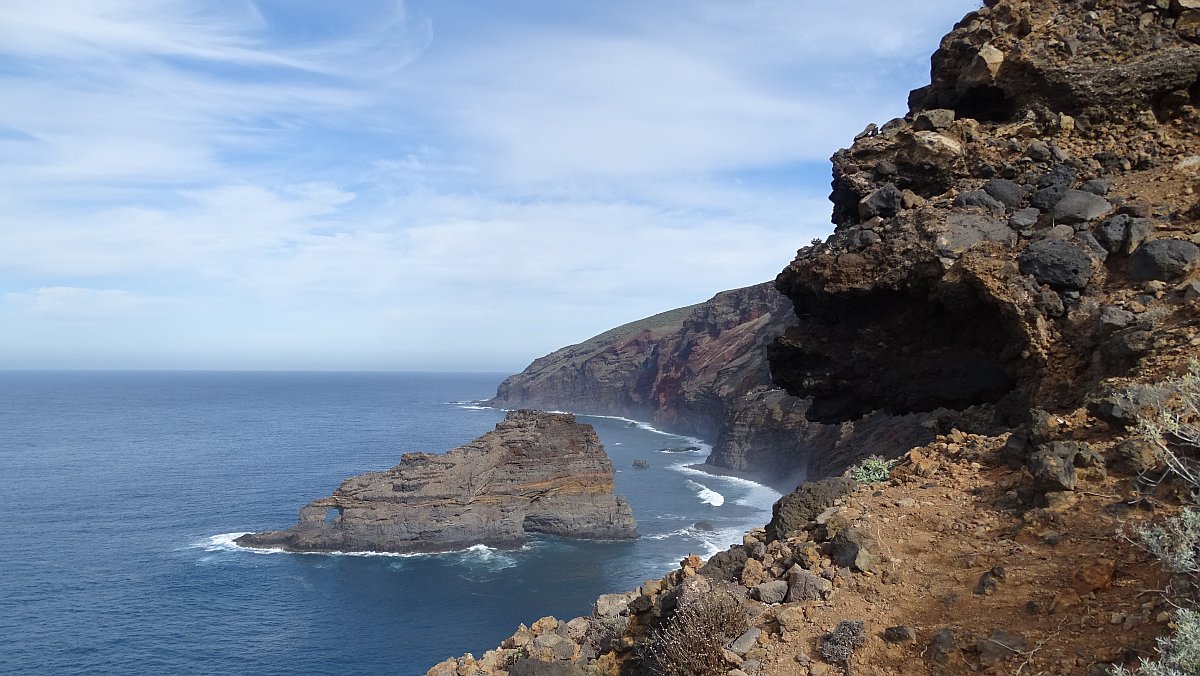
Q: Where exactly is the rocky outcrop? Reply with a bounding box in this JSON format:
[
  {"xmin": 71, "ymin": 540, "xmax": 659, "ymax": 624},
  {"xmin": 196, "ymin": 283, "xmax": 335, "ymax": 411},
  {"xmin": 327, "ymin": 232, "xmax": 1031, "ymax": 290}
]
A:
[
  {"xmin": 491, "ymin": 282, "xmax": 790, "ymax": 441},
  {"xmin": 772, "ymin": 0, "xmax": 1200, "ymax": 430},
  {"xmin": 491, "ymin": 284, "xmax": 959, "ymax": 489},
  {"xmin": 236, "ymin": 411, "xmax": 637, "ymax": 553}
]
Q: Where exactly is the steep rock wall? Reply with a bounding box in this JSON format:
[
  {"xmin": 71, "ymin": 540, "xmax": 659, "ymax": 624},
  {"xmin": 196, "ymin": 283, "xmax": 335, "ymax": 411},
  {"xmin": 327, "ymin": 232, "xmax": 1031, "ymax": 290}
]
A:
[{"xmin": 772, "ymin": 0, "xmax": 1200, "ymax": 433}]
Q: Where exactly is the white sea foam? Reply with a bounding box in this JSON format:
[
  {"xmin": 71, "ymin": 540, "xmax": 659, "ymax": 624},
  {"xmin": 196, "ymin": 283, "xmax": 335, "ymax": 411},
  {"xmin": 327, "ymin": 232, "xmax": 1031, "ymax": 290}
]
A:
[
  {"xmin": 684, "ymin": 479, "xmax": 725, "ymax": 507},
  {"xmin": 197, "ymin": 533, "xmax": 522, "ymax": 562},
  {"xmin": 671, "ymin": 464, "xmax": 782, "ymax": 511},
  {"xmin": 570, "ymin": 413, "xmax": 712, "ymax": 452}
]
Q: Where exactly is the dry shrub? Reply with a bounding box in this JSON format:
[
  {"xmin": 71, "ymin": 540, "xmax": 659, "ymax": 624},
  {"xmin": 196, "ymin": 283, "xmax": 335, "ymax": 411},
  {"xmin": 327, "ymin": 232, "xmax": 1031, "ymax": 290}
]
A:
[{"xmin": 645, "ymin": 590, "xmax": 748, "ymax": 676}]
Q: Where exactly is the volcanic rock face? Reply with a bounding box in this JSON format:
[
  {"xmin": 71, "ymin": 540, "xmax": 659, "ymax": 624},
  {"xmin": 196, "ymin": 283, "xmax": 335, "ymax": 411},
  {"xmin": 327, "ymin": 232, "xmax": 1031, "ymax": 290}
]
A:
[
  {"xmin": 773, "ymin": 0, "xmax": 1200, "ymax": 427},
  {"xmin": 236, "ymin": 410, "xmax": 637, "ymax": 553},
  {"xmin": 492, "ymin": 283, "xmax": 957, "ymax": 488},
  {"xmin": 492, "ymin": 283, "xmax": 790, "ymax": 441}
]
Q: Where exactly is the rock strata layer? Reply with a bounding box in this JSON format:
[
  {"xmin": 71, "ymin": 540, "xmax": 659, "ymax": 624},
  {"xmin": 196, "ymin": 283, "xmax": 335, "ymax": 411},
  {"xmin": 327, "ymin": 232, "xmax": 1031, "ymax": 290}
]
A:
[{"xmin": 236, "ymin": 410, "xmax": 637, "ymax": 553}]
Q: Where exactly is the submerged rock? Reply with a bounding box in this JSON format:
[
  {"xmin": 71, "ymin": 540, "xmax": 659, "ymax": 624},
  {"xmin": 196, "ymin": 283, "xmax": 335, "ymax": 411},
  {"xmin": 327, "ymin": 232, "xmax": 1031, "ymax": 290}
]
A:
[{"xmin": 236, "ymin": 410, "xmax": 637, "ymax": 553}]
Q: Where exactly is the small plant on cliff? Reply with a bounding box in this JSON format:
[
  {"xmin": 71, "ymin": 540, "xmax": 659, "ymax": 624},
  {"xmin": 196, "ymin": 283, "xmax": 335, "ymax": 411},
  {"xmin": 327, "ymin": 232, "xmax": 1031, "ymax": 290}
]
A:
[
  {"xmin": 645, "ymin": 590, "xmax": 748, "ymax": 676},
  {"xmin": 1133, "ymin": 359, "xmax": 1200, "ymax": 495},
  {"xmin": 849, "ymin": 456, "xmax": 897, "ymax": 484},
  {"xmin": 1113, "ymin": 361, "xmax": 1200, "ymax": 675}
]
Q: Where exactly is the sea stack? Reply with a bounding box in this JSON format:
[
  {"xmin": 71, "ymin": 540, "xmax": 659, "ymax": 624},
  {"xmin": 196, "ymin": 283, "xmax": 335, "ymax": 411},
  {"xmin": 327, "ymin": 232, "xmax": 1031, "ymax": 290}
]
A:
[{"xmin": 236, "ymin": 410, "xmax": 637, "ymax": 553}]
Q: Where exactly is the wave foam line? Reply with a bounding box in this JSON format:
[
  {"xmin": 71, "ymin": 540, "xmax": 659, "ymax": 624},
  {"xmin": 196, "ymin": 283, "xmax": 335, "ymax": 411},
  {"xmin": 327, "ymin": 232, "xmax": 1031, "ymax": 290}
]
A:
[
  {"xmin": 684, "ymin": 480, "xmax": 725, "ymax": 507},
  {"xmin": 196, "ymin": 533, "xmax": 520, "ymax": 560},
  {"xmin": 670, "ymin": 464, "xmax": 782, "ymax": 510}
]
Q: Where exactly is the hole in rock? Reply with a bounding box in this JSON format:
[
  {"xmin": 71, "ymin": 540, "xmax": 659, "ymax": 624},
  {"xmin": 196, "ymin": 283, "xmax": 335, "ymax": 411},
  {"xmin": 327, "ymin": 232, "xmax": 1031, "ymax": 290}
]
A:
[
  {"xmin": 324, "ymin": 507, "xmax": 343, "ymax": 524},
  {"xmin": 770, "ymin": 284, "xmax": 1023, "ymax": 424},
  {"xmin": 953, "ymin": 85, "xmax": 1016, "ymax": 122}
]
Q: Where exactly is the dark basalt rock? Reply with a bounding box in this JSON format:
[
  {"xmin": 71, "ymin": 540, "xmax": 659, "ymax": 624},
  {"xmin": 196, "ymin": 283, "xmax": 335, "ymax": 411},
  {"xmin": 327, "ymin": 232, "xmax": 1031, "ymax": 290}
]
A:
[
  {"xmin": 236, "ymin": 411, "xmax": 637, "ymax": 553},
  {"xmin": 983, "ymin": 178, "xmax": 1028, "ymax": 208},
  {"xmin": 766, "ymin": 478, "xmax": 856, "ymax": 541},
  {"xmin": 1049, "ymin": 190, "xmax": 1110, "ymax": 224},
  {"xmin": 1017, "ymin": 240, "xmax": 1095, "ymax": 290},
  {"xmin": 1127, "ymin": 239, "xmax": 1200, "ymax": 281}
]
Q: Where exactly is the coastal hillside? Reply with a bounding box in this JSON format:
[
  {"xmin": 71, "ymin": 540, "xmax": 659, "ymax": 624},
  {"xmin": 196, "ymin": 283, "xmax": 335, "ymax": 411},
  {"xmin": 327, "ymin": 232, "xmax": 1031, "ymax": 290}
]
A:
[
  {"xmin": 491, "ymin": 283, "xmax": 958, "ymax": 488},
  {"xmin": 434, "ymin": 0, "xmax": 1200, "ymax": 673}
]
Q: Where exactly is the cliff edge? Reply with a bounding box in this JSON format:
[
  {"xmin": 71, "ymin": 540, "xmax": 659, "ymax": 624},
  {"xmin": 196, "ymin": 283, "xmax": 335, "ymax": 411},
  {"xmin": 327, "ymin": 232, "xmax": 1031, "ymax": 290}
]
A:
[{"xmin": 237, "ymin": 410, "xmax": 637, "ymax": 554}]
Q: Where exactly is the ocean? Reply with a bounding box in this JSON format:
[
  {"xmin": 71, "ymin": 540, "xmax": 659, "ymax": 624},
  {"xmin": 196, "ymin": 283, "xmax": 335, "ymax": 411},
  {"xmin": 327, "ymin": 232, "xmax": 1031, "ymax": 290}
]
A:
[{"xmin": 0, "ymin": 371, "xmax": 780, "ymax": 675}]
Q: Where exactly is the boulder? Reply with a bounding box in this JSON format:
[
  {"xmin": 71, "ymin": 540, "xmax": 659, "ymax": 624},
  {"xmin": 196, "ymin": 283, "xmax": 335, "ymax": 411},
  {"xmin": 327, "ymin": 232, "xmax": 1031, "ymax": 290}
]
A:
[
  {"xmin": 698, "ymin": 547, "xmax": 748, "ymax": 582},
  {"xmin": 828, "ymin": 527, "xmax": 880, "ymax": 573},
  {"xmin": 883, "ymin": 626, "xmax": 917, "ymax": 644},
  {"xmin": 913, "ymin": 108, "xmax": 956, "ymax": 131},
  {"xmin": 1017, "ymin": 240, "xmax": 1095, "ymax": 289},
  {"xmin": 983, "ymin": 178, "xmax": 1027, "ymax": 208},
  {"xmin": 766, "ymin": 478, "xmax": 857, "ymax": 541},
  {"xmin": 977, "ymin": 631, "xmax": 1028, "ymax": 667},
  {"xmin": 728, "ymin": 627, "xmax": 761, "ymax": 656},
  {"xmin": 859, "ymin": 183, "xmax": 904, "ymax": 219},
  {"xmin": 936, "ymin": 213, "xmax": 1016, "ymax": 256},
  {"xmin": 1097, "ymin": 215, "xmax": 1155, "ymax": 255},
  {"xmin": 1027, "ymin": 443, "xmax": 1078, "ymax": 491},
  {"xmin": 1050, "ymin": 190, "xmax": 1111, "ymax": 224},
  {"xmin": 1114, "ymin": 437, "xmax": 1161, "ymax": 474},
  {"xmin": 953, "ymin": 191, "xmax": 1005, "ymax": 212},
  {"xmin": 1127, "ymin": 239, "xmax": 1200, "ymax": 281},
  {"xmin": 786, "ymin": 567, "xmax": 834, "ymax": 602},
  {"xmin": 753, "ymin": 580, "xmax": 790, "ymax": 604},
  {"xmin": 1009, "ymin": 207, "xmax": 1041, "ymax": 229}
]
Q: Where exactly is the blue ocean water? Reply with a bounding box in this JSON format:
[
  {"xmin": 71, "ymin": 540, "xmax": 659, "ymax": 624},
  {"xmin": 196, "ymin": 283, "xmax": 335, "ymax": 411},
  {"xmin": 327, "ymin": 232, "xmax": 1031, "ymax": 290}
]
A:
[{"xmin": 0, "ymin": 371, "xmax": 779, "ymax": 675}]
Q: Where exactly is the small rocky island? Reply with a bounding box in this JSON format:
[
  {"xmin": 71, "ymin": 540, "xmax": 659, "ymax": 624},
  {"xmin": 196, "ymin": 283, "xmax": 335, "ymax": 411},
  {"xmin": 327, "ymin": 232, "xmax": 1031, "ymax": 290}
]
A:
[{"xmin": 236, "ymin": 410, "xmax": 637, "ymax": 553}]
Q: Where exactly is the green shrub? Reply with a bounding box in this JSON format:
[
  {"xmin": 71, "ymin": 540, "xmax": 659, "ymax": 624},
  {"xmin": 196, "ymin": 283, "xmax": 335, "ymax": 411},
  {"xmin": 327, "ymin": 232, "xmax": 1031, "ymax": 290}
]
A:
[{"xmin": 849, "ymin": 456, "xmax": 896, "ymax": 484}]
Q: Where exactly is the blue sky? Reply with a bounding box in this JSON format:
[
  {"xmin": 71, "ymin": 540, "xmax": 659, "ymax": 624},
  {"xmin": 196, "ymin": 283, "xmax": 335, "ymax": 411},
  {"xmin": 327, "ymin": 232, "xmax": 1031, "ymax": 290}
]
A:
[{"xmin": 0, "ymin": 0, "xmax": 977, "ymax": 371}]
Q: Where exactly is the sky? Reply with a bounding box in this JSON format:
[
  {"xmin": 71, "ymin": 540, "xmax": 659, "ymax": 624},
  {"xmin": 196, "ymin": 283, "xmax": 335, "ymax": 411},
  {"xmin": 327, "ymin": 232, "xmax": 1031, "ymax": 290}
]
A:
[{"xmin": 0, "ymin": 0, "xmax": 978, "ymax": 372}]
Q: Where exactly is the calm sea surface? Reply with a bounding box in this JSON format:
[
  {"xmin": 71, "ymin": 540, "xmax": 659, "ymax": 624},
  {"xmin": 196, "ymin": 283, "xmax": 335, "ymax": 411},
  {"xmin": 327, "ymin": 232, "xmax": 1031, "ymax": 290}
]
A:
[{"xmin": 0, "ymin": 371, "xmax": 779, "ymax": 675}]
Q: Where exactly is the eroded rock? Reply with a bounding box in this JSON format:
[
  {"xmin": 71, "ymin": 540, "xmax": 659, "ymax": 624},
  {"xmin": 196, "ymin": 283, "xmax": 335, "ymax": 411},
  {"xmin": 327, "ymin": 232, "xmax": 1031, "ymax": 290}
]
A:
[{"xmin": 237, "ymin": 411, "xmax": 637, "ymax": 553}]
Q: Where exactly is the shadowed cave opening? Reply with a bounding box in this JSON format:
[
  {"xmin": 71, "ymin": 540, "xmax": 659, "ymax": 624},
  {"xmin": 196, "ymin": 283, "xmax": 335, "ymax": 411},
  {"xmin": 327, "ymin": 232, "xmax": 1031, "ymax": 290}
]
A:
[
  {"xmin": 952, "ymin": 85, "xmax": 1017, "ymax": 123},
  {"xmin": 769, "ymin": 283, "xmax": 1023, "ymax": 424}
]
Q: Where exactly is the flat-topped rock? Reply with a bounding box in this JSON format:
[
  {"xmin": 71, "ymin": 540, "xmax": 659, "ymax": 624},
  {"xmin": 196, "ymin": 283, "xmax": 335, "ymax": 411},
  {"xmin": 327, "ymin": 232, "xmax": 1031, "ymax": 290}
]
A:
[{"xmin": 237, "ymin": 410, "xmax": 637, "ymax": 553}]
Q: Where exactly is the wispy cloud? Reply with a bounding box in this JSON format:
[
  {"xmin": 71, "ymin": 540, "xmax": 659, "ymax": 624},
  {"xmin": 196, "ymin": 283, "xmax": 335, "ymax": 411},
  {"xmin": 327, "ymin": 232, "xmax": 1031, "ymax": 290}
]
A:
[{"xmin": 0, "ymin": 0, "xmax": 977, "ymax": 369}]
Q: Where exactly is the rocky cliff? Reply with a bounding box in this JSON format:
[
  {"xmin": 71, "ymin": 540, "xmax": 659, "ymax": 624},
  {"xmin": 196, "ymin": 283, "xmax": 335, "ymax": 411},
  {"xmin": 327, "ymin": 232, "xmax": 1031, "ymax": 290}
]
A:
[
  {"xmin": 492, "ymin": 283, "xmax": 955, "ymax": 488},
  {"xmin": 771, "ymin": 0, "xmax": 1200, "ymax": 431},
  {"xmin": 491, "ymin": 282, "xmax": 788, "ymax": 441},
  {"xmin": 432, "ymin": 1, "xmax": 1200, "ymax": 674},
  {"xmin": 237, "ymin": 410, "xmax": 637, "ymax": 553}
]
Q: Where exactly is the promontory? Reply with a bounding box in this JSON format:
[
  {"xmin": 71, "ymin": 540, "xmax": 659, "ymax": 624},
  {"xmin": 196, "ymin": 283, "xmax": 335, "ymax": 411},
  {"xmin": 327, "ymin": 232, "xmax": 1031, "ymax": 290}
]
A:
[{"xmin": 236, "ymin": 410, "xmax": 637, "ymax": 553}]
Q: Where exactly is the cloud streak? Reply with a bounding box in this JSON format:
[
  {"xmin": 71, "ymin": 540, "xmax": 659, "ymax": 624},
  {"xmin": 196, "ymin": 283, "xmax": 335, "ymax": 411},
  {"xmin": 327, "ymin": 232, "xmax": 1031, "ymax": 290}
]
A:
[{"xmin": 0, "ymin": 0, "xmax": 978, "ymax": 370}]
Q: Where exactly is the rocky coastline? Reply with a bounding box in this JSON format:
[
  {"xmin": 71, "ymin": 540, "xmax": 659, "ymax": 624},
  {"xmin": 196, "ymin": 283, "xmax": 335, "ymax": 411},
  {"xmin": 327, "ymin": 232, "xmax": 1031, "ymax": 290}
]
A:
[
  {"xmin": 490, "ymin": 283, "xmax": 965, "ymax": 490},
  {"xmin": 237, "ymin": 410, "xmax": 637, "ymax": 554},
  {"xmin": 432, "ymin": 0, "xmax": 1200, "ymax": 673}
]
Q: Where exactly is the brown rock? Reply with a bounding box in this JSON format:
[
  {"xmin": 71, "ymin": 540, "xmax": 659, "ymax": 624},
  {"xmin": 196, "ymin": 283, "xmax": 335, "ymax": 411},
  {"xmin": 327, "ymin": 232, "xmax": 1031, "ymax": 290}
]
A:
[
  {"xmin": 1072, "ymin": 559, "xmax": 1116, "ymax": 594},
  {"xmin": 741, "ymin": 558, "xmax": 768, "ymax": 587},
  {"xmin": 237, "ymin": 411, "xmax": 637, "ymax": 553}
]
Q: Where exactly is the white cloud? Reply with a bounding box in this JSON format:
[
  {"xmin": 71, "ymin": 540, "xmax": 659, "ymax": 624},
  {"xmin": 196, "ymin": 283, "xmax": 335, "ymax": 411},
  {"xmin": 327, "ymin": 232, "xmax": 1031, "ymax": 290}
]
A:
[
  {"xmin": 0, "ymin": 0, "xmax": 979, "ymax": 369},
  {"xmin": 5, "ymin": 286, "xmax": 167, "ymax": 319}
]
